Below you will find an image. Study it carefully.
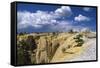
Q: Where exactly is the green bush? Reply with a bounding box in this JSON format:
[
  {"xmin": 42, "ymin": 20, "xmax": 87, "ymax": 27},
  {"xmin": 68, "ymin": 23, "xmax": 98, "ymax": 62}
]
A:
[{"xmin": 74, "ymin": 34, "xmax": 84, "ymax": 47}]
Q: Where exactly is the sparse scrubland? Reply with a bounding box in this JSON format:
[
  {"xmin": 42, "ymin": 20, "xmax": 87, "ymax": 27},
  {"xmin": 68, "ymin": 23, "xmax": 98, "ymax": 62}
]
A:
[{"xmin": 17, "ymin": 31, "xmax": 96, "ymax": 64}]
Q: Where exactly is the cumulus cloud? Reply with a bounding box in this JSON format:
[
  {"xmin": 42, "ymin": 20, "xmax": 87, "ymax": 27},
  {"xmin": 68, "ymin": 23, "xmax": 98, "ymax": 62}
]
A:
[
  {"xmin": 17, "ymin": 6, "xmax": 72, "ymax": 32},
  {"xmin": 17, "ymin": 11, "xmax": 33, "ymax": 29},
  {"xmin": 18, "ymin": 6, "xmax": 91, "ymax": 33},
  {"xmin": 17, "ymin": 11, "xmax": 55, "ymax": 29},
  {"xmin": 74, "ymin": 14, "xmax": 90, "ymax": 22},
  {"xmin": 55, "ymin": 6, "xmax": 72, "ymax": 17},
  {"xmin": 83, "ymin": 7, "xmax": 91, "ymax": 11}
]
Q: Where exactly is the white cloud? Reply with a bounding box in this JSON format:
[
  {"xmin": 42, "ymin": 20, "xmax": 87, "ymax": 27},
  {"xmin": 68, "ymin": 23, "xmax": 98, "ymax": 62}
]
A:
[
  {"xmin": 83, "ymin": 7, "xmax": 91, "ymax": 11},
  {"xmin": 81, "ymin": 27, "xmax": 91, "ymax": 32},
  {"xmin": 17, "ymin": 11, "xmax": 55, "ymax": 29},
  {"xmin": 17, "ymin": 11, "xmax": 33, "ymax": 29},
  {"xmin": 42, "ymin": 20, "xmax": 85, "ymax": 32},
  {"xmin": 18, "ymin": 6, "xmax": 90, "ymax": 32},
  {"xmin": 17, "ymin": 10, "xmax": 86, "ymax": 32},
  {"xmin": 17, "ymin": 6, "xmax": 72, "ymax": 30},
  {"xmin": 74, "ymin": 14, "xmax": 90, "ymax": 22},
  {"xmin": 55, "ymin": 6, "xmax": 72, "ymax": 17},
  {"xmin": 49, "ymin": 21, "xmax": 71, "ymax": 31}
]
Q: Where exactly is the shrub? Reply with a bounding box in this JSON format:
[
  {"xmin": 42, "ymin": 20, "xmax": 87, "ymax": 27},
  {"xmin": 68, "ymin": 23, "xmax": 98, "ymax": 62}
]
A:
[{"xmin": 74, "ymin": 34, "xmax": 84, "ymax": 47}]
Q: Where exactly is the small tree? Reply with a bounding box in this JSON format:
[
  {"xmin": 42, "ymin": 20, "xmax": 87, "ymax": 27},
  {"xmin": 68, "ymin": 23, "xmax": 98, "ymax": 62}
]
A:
[{"xmin": 74, "ymin": 34, "xmax": 84, "ymax": 47}]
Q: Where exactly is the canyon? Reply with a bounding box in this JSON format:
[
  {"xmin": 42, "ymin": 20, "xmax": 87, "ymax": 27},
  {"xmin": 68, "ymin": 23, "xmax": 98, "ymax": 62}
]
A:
[{"xmin": 17, "ymin": 31, "xmax": 96, "ymax": 64}]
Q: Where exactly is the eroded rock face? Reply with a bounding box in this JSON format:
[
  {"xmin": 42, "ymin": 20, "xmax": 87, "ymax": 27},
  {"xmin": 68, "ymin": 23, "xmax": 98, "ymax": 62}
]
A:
[
  {"xmin": 17, "ymin": 33, "xmax": 62, "ymax": 64},
  {"xmin": 17, "ymin": 32, "xmax": 90, "ymax": 64},
  {"xmin": 36, "ymin": 37, "xmax": 49, "ymax": 63},
  {"xmin": 35, "ymin": 36, "xmax": 60, "ymax": 63},
  {"xmin": 51, "ymin": 40, "xmax": 60, "ymax": 58}
]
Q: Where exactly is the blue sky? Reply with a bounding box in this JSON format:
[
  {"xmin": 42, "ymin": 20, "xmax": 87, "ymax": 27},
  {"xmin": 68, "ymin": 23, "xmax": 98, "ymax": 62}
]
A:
[{"xmin": 17, "ymin": 3, "xmax": 97, "ymax": 33}]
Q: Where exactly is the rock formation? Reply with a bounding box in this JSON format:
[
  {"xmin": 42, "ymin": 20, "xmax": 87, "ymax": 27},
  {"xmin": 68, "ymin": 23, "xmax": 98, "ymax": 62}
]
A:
[{"xmin": 17, "ymin": 32, "xmax": 96, "ymax": 64}]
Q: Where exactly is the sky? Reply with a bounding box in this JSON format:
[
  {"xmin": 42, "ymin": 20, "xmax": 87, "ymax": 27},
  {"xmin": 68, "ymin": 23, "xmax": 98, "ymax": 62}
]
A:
[{"xmin": 17, "ymin": 3, "xmax": 97, "ymax": 33}]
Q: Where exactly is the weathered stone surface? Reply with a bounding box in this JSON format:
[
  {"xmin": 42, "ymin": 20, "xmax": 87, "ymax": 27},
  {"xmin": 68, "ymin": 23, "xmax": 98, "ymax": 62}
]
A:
[{"xmin": 17, "ymin": 32, "xmax": 96, "ymax": 64}]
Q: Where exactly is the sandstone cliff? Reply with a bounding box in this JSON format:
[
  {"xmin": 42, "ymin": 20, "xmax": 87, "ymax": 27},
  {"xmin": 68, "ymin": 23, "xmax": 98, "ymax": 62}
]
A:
[{"xmin": 17, "ymin": 32, "xmax": 96, "ymax": 64}]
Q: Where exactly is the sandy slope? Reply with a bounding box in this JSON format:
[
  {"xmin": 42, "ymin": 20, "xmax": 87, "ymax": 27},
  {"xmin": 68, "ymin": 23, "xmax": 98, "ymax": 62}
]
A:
[
  {"xmin": 67, "ymin": 38, "xmax": 96, "ymax": 61},
  {"xmin": 51, "ymin": 33, "xmax": 96, "ymax": 63},
  {"xmin": 51, "ymin": 33, "xmax": 80, "ymax": 62}
]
